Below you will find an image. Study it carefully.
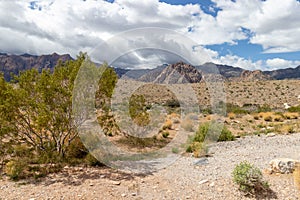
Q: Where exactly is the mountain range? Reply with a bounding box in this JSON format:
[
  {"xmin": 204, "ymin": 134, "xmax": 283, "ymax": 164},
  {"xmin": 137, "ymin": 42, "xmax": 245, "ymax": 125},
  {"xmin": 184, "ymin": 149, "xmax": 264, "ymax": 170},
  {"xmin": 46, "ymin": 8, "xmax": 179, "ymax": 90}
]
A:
[
  {"xmin": 0, "ymin": 53, "xmax": 72, "ymax": 81},
  {"xmin": 0, "ymin": 53, "xmax": 299, "ymax": 82}
]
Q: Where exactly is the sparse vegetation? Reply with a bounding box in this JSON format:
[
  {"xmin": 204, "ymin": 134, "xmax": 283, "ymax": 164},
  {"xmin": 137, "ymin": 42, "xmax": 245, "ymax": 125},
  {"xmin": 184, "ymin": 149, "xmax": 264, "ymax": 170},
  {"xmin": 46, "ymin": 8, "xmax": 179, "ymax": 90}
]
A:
[
  {"xmin": 193, "ymin": 122, "xmax": 235, "ymax": 143},
  {"xmin": 288, "ymin": 105, "xmax": 300, "ymax": 113},
  {"xmin": 186, "ymin": 122, "xmax": 234, "ymax": 157},
  {"xmin": 233, "ymin": 161, "xmax": 270, "ymax": 196},
  {"xmin": 162, "ymin": 131, "xmax": 169, "ymax": 138},
  {"xmin": 162, "ymin": 119, "xmax": 173, "ymax": 130}
]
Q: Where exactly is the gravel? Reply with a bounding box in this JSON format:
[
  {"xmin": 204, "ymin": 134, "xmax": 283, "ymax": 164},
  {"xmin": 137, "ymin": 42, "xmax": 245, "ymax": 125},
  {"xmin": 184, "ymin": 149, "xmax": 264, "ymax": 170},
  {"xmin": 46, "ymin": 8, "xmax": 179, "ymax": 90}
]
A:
[{"xmin": 1, "ymin": 133, "xmax": 300, "ymax": 199}]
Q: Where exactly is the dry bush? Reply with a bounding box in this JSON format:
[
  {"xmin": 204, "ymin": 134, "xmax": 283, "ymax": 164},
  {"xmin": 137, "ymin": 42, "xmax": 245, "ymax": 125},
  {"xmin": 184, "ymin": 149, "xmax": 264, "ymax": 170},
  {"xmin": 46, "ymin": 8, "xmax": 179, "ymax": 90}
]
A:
[
  {"xmin": 258, "ymin": 112, "xmax": 272, "ymax": 119},
  {"xmin": 284, "ymin": 112, "xmax": 299, "ymax": 120},
  {"xmin": 228, "ymin": 112, "xmax": 236, "ymax": 119},
  {"xmin": 169, "ymin": 113, "xmax": 181, "ymax": 124},
  {"xmin": 273, "ymin": 114, "xmax": 284, "ymax": 122},
  {"xmin": 264, "ymin": 115, "xmax": 273, "ymax": 122},
  {"xmin": 253, "ymin": 114, "xmax": 260, "ymax": 120},
  {"xmin": 162, "ymin": 119, "xmax": 173, "ymax": 130},
  {"xmin": 170, "ymin": 112, "xmax": 180, "ymax": 118},
  {"xmin": 276, "ymin": 124, "xmax": 295, "ymax": 134}
]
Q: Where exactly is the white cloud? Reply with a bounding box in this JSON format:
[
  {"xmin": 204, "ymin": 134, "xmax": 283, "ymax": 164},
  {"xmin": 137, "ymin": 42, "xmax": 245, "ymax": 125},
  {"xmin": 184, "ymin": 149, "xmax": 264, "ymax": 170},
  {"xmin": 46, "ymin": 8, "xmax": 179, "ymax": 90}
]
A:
[
  {"xmin": 212, "ymin": 0, "xmax": 300, "ymax": 53},
  {"xmin": 89, "ymin": 28, "xmax": 214, "ymax": 69},
  {"xmin": 266, "ymin": 58, "xmax": 300, "ymax": 70},
  {"xmin": 211, "ymin": 55, "xmax": 300, "ymax": 71},
  {"xmin": 0, "ymin": 0, "xmax": 300, "ymax": 70},
  {"xmin": 213, "ymin": 54, "xmax": 263, "ymax": 70}
]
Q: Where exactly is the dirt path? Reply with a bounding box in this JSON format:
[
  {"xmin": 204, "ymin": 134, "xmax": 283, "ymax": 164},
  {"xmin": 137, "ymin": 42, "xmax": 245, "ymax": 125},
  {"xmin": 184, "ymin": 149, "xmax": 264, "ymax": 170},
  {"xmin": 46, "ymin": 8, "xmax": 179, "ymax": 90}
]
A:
[{"xmin": 1, "ymin": 133, "xmax": 300, "ymax": 200}]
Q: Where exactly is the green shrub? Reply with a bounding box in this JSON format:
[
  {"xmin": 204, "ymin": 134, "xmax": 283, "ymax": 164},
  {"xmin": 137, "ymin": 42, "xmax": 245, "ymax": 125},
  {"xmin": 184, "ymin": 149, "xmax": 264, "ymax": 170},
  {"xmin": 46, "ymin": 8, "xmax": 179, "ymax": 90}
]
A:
[
  {"xmin": 257, "ymin": 104, "xmax": 272, "ymax": 113},
  {"xmin": 186, "ymin": 122, "xmax": 234, "ymax": 157},
  {"xmin": 162, "ymin": 131, "xmax": 169, "ymax": 138},
  {"xmin": 194, "ymin": 122, "xmax": 235, "ymax": 143},
  {"xmin": 201, "ymin": 108, "xmax": 212, "ymax": 115},
  {"xmin": 226, "ymin": 103, "xmax": 249, "ymax": 115},
  {"xmin": 233, "ymin": 161, "xmax": 270, "ymax": 195},
  {"xmin": 5, "ymin": 160, "xmax": 27, "ymax": 180},
  {"xmin": 164, "ymin": 99, "xmax": 180, "ymax": 108},
  {"xmin": 288, "ymin": 106, "xmax": 300, "ymax": 113}
]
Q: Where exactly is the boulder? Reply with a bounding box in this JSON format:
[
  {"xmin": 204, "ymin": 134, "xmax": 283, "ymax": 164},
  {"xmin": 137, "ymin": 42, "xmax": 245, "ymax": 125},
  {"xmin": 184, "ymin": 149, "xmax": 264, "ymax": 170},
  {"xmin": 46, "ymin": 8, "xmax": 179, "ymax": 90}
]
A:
[{"xmin": 269, "ymin": 158, "xmax": 300, "ymax": 174}]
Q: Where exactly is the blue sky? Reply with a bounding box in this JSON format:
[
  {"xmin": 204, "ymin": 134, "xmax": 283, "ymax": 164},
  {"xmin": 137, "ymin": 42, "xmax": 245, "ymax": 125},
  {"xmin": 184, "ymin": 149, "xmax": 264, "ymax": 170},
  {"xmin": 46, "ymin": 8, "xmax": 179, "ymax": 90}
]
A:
[
  {"xmin": 162, "ymin": 0, "xmax": 300, "ymax": 69},
  {"xmin": 0, "ymin": 0, "xmax": 300, "ymax": 70}
]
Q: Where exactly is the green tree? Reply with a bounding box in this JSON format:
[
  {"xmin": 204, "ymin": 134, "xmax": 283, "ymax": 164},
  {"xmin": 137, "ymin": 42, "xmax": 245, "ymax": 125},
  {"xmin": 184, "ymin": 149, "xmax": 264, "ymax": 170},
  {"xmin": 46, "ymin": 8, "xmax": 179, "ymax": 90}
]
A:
[
  {"xmin": 1, "ymin": 53, "xmax": 86, "ymax": 159},
  {"xmin": 0, "ymin": 73, "xmax": 16, "ymax": 160}
]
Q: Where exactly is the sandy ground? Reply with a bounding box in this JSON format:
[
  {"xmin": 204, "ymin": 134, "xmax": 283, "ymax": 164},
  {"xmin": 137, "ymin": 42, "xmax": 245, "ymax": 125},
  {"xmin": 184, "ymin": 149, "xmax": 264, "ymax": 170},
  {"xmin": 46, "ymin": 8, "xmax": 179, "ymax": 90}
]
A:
[{"xmin": 1, "ymin": 133, "xmax": 300, "ymax": 200}]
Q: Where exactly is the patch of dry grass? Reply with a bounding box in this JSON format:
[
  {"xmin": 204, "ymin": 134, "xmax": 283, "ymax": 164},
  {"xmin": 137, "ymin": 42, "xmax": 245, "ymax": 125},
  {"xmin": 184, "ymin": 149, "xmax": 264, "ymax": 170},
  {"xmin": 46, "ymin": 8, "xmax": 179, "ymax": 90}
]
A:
[
  {"xmin": 284, "ymin": 112, "xmax": 299, "ymax": 120},
  {"xmin": 274, "ymin": 124, "xmax": 295, "ymax": 134},
  {"xmin": 228, "ymin": 112, "xmax": 236, "ymax": 119}
]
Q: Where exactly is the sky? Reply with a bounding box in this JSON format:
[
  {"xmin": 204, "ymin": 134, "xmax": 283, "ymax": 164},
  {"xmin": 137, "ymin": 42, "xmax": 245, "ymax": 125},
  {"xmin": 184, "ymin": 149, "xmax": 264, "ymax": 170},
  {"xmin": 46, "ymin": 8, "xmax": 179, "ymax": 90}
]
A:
[{"xmin": 0, "ymin": 0, "xmax": 300, "ymax": 70}]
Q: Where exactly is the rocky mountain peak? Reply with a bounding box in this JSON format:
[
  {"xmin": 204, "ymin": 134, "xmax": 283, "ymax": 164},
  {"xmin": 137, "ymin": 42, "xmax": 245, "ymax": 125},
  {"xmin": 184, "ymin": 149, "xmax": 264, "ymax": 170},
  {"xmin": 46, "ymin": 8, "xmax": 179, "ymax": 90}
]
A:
[{"xmin": 140, "ymin": 62, "xmax": 202, "ymax": 84}]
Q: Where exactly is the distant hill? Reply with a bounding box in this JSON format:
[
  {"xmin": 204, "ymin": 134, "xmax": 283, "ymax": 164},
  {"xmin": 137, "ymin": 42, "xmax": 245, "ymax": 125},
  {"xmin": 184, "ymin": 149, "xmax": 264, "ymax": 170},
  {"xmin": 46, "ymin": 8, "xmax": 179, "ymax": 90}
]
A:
[
  {"xmin": 1, "ymin": 53, "xmax": 299, "ymax": 82},
  {"xmin": 264, "ymin": 65, "xmax": 300, "ymax": 80},
  {"xmin": 196, "ymin": 62, "xmax": 244, "ymax": 79},
  {"xmin": 0, "ymin": 53, "xmax": 72, "ymax": 81}
]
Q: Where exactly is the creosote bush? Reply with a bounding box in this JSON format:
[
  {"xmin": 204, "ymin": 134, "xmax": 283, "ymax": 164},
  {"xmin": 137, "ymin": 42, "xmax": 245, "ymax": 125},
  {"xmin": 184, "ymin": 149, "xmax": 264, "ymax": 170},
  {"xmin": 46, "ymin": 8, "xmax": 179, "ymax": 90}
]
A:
[
  {"xmin": 194, "ymin": 121, "xmax": 235, "ymax": 143},
  {"xmin": 186, "ymin": 122, "xmax": 234, "ymax": 157},
  {"xmin": 0, "ymin": 54, "xmax": 107, "ymax": 180},
  {"xmin": 233, "ymin": 161, "xmax": 270, "ymax": 196}
]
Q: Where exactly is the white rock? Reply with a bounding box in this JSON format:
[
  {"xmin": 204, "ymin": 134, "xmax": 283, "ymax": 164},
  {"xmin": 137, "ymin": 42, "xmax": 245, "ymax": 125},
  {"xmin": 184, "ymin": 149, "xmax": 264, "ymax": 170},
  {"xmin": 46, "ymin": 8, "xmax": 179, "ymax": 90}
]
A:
[
  {"xmin": 199, "ymin": 179, "xmax": 208, "ymax": 185},
  {"xmin": 266, "ymin": 133, "xmax": 276, "ymax": 137},
  {"xmin": 111, "ymin": 181, "xmax": 121, "ymax": 185},
  {"xmin": 284, "ymin": 103, "xmax": 291, "ymax": 109},
  {"xmin": 269, "ymin": 158, "xmax": 300, "ymax": 174}
]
